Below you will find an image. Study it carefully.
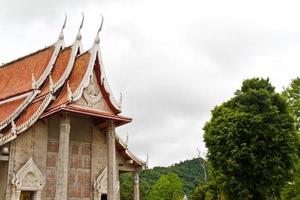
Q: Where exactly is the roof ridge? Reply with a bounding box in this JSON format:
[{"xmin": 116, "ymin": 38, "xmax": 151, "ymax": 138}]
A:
[{"xmin": 0, "ymin": 44, "xmax": 54, "ymax": 68}]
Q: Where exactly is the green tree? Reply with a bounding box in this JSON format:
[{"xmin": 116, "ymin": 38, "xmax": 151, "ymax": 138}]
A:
[
  {"xmin": 204, "ymin": 78, "xmax": 299, "ymax": 200},
  {"xmin": 120, "ymin": 174, "xmax": 133, "ymax": 200},
  {"xmin": 190, "ymin": 183, "xmax": 208, "ymax": 200},
  {"xmin": 282, "ymin": 77, "xmax": 300, "ymax": 130},
  {"xmin": 190, "ymin": 164, "xmax": 222, "ymax": 200},
  {"xmin": 280, "ymin": 78, "xmax": 300, "ymax": 200},
  {"xmin": 146, "ymin": 173, "xmax": 184, "ymax": 200},
  {"xmin": 281, "ymin": 161, "xmax": 300, "ymax": 200},
  {"xmin": 120, "ymin": 159, "xmax": 205, "ymax": 200},
  {"xmin": 190, "ymin": 182, "xmax": 218, "ymax": 200}
]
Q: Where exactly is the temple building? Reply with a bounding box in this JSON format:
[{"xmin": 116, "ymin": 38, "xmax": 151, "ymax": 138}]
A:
[{"xmin": 0, "ymin": 16, "xmax": 146, "ymax": 200}]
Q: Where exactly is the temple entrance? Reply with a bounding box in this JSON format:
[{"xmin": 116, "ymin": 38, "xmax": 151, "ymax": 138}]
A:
[
  {"xmin": 101, "ymin": 194, "xmax": 107, "ymax": 200},
  {"xmin": 20, "ymin": 191, "xmax": 34, "ymax": 200}
]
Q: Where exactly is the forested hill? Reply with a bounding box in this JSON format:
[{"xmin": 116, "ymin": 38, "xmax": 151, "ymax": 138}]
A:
[{"xmin": 120, "ymin": 158, "xmax": 206, "ymax": 199}]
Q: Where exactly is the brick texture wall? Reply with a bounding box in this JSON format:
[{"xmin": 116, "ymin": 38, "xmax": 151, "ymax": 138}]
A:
[
  {"xmin": 45, "ymin": 139, "xmax": 92, "ymax": 200},
  {"xmin": 68, "ymin": 141, "xmax": 92, "ymax": 200},
  {"xmin": 45, "ymin": 139, "xmax": 59, "ymax": 200}
]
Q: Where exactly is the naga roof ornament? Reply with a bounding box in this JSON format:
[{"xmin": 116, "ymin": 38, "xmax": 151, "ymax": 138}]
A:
[
  {"xmin": 49, "ymin": 75, "xmax": 54, "ymax": 93},
  {"xmin": 31, "ymin": 73, "xmax": 37, "ymax": 90},
  {"xmin": 11, "ymin": 121, "xmax": 16, "ymax": 134},
  {"xmin": 67, "ymin": 81, "xmax": 73, "ymax": 102}
]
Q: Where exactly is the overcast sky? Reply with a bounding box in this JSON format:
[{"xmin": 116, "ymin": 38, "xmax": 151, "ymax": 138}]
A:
[{"xmin": 1, "ymin": 0, "xmax": 300, "ymax": 167}]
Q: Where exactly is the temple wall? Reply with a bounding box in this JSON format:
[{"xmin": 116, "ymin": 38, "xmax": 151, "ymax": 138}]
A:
[
  {"xmin": 45, "ymin": 116, "xmax": 59, "ymax": 200},
  {"xmin": 0, "ymin": 161, "xmax": 8, "ymax": 200},
  {"xmin": 45, "ymin": 114, "xmax": 112, "ymax": 200},
  {"xmin": 91, "ymin": 124, "xmax": 109, "ymax": 198},
  {"xmin": 3, "ymin": 114, "xmax": 123, "ymax": 200},
  {"xmin": 68, "ymin": 115, "xmax": 92, "ymax": 200},
  {"xmin": 6, "ymin": 120, "xmax": 48, "ymax": 200}
]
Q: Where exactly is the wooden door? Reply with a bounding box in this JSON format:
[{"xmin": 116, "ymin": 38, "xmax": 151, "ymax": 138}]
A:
[{"xmin": 20, "ymin": 191, "xmax": 34, "ymax": 200}]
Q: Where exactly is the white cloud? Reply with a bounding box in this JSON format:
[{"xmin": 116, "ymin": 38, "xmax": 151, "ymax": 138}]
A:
[{"xmin": 0, "ymin": 0, "xmax": 300, "ymax": 167}]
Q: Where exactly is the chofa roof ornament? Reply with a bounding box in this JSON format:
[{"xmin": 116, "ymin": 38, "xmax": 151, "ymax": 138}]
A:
[
  {"xmin": 76, "ymin": 12, "xmax": 84, "ymax": 41},
  {"xmin": 118, "ymin": 93, "xmax": 123, "ymax": 109},
  {"xmin": 59, "ymin": 13, "xmax": 67, "ymax": 40},
  {"xmin": 94, "ymin": 14, "xmax": 104, "ymax": 44}
]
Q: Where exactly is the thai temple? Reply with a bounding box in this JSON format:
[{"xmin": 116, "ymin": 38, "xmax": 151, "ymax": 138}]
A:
[{"xmin": 0, "ymin": 15, "xmax": 146, "ymax": 200}]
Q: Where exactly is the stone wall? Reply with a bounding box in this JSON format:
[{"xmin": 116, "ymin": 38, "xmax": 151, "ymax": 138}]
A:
[
  {"xmin": 45, "ymin": 116, "xmax": 60, "ymax": 200},
  {"xmin": 68, "ymin": 141, "xmax": 91, "ymax": 200},
  {"xmin": 3, "ymin": 114, "xmax": 124, "ymax": 200},
  {"xmin": 45, "ymin": 138, "xmax": 59, "ymax": 200},
  {"xmin": 5, "ymin": 120, "xmax": 48, "ymax": 200},
  {"xmin": 0, "ymin": 161, "xmax": 8, "ymax": 199}
]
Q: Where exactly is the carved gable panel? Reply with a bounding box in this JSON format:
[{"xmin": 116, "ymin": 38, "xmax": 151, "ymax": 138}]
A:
[{"xmin": 75, "ymin": 72, "xmax": 113, "ymax": 113}]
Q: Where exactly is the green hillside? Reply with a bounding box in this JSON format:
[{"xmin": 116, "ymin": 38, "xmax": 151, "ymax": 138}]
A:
[{"xmin": 120, "ymin": 158, "xmax": 206, "ymax": 199}]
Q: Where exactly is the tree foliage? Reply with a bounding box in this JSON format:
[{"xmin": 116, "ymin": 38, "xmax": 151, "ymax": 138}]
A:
[
  {"xmin": 204, "ymin": 78, "xmax": 299, "ymax": 199},
  {"xmin": 146, "ymin": 173, "xmax": 184, "ymax": 200},
  {"xmin": 190, "ymin": 182, "xmax": 219, "ymax": 200},
  {"xmin": 280, "ymin": 78, "xmax": 300, "ymax": 199},
  {"xmin": 282, "ymin": 77, "xmax": 300, "ymax": 130},
  {"xmin": 280, "ymin": 161, "xmax": 300, "ymax": 200},
  {"xmin": 120, "ymin": 158, "xmax": 206, "ymax": 200}
]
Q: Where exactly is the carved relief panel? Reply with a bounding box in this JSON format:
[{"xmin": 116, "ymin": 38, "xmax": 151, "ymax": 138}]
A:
[
  {"xmin": 10, "ymin": 157, "xmax": 45, "ymax": 200},
  {"xmin": 75, "ymin": 72, "xmax": 113, "ymax": 113}
]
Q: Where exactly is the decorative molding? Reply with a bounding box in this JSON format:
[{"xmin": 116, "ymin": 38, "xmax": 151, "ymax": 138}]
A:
[
  {"xmin": 16, "ymin": 94, "xmax": 53, "ymax": 134},
  {"xmin": 94, "ymin": 166, "xmax": 107, "ymax": 194},
  {"xmin": 115, "ymin": 135, "xmax": 147, "ymax": 168},
  {"xmin": 10, "ymin": 158, "xmax": 45, "ymax": 200},
  {"xmin": 97, "ymin": 49, "xmax": 122, "ymax": 113},
  {"xmin": 0, "ymin": 90, "xmax": 40, "ymax": 131},
  {"xmin": 82, "ymin": 75, "xmax": 103, "ymax": 106},
  {"xmin": 0, "ymin": 93, "xmax": 53, "ymax": 146},
  {"xmin": 0, "ymin": 131, "xmax": 16, "ymax": 146},
  {"xmin": 53, "ymin": 31, "xmax": 82, "ymax": 93},
  {"xmin": 11, "ymin": 157, "xmax": 46, "ymax": 191}
]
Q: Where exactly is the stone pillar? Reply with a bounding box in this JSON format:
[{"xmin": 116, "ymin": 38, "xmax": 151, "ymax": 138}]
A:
[
  {"xmin": 133, "ymin": 171, "xmax": 140, "ymax": 200},
  {"xmin": 107, "ymin": 120, "xmax": 117, "ymax": 200},
  {"xmin": 55, "ymin": 113, "xmax": 71, "ymax": 200}
]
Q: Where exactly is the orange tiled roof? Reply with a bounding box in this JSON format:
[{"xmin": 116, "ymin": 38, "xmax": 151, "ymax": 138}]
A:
[
  {"xmin": 38, "ymin": 47, "xmax": 72, "ymax": 97},
  {"xmin": 0, "ymin": 46, "xmax": 55, "ymax": 100},
  {"xmin": 47, "ymin": 51, "xmax": 91, "ymax": 110},
  {"xmin": 0, "ymin": 96, "xmax": 27, "ymax": 124},
  {"xmin": 15, "ymin": 98, "xmax": 44, "ymax": 127}
]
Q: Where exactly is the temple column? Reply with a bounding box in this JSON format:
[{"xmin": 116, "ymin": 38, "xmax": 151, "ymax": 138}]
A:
[
  {"xmin": 107, "ymin": 120, "xmax": 117, "ymax": 200},
  {"xmin": 55, "ymin": 113, "xmax": 71, "ymax": 200},
  {"xmin": 133, "ymin": 171, "xmax": 140, "ymax": 200}
]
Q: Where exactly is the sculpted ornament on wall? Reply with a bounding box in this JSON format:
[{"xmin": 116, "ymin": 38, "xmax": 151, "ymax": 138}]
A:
[
  {"xmin": 10, "ymin": 157, "xmax": 45, "ymax": 200},
  {"xmin": 93, "ymin": 166, "xmax": 107, "ymax": 200},
  {"xmin": 83, "ymin": 76, "xmax": 102, "ymax": 106}
]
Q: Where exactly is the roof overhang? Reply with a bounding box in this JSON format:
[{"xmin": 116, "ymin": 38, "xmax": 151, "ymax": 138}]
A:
[{"xmin": 41, "ymin": 105, "xmax": 132, "ymax": 127}]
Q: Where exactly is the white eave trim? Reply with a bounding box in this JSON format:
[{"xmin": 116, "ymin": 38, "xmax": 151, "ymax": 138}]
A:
[
  {"xmin": 0, "ymin": 90, "xmax": 40, "ymax": 131},
  {"xmin": 53, "ymin": 39, "xmax": 82, "ymax": 92},
  {"xmin": 36, "ymin": 38, "xmax": 65, "ymax": 89}
]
